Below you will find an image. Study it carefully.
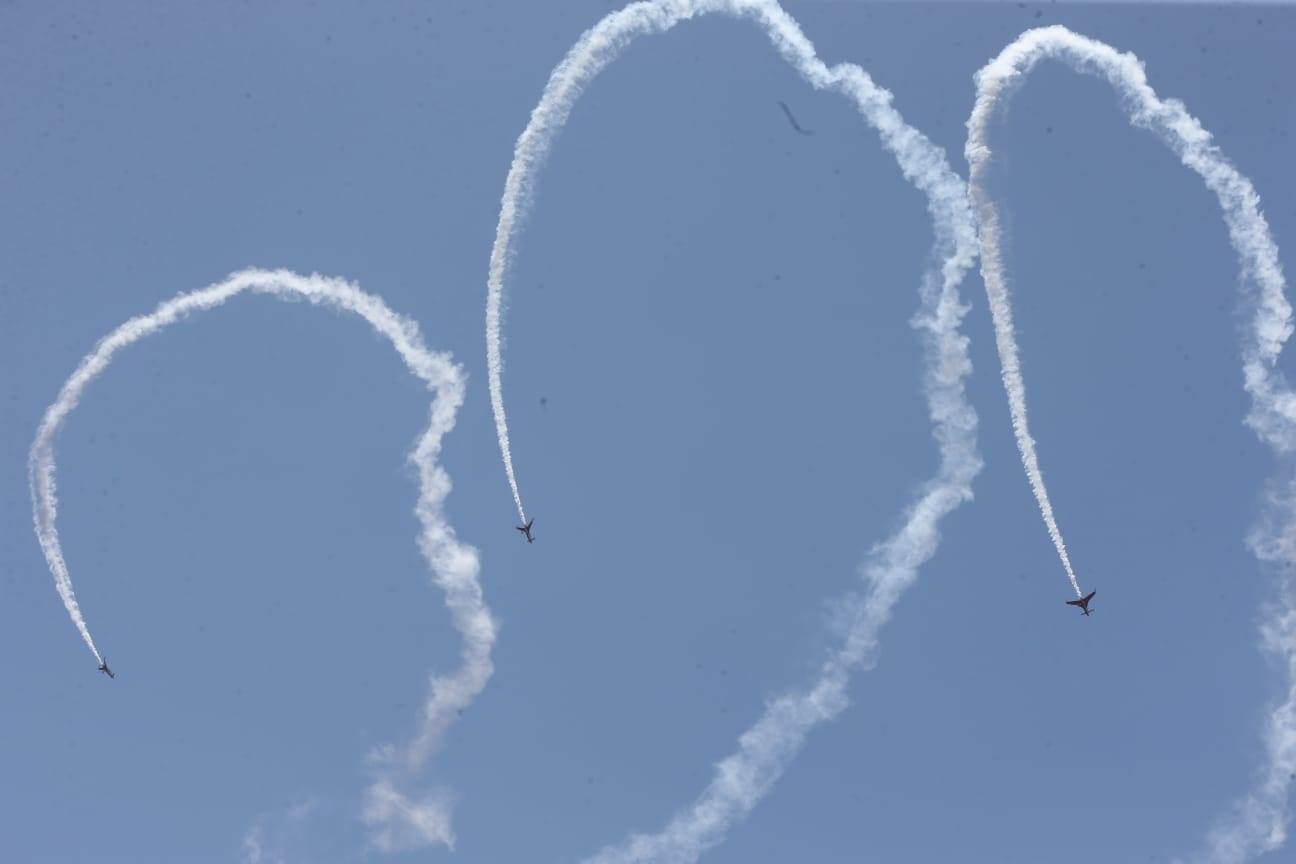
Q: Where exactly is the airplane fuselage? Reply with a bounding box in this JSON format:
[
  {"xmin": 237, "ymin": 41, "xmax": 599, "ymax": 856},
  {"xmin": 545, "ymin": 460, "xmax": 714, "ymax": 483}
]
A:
[{"xmin": 1065, "ymin": 590, "xmax": 1096, "ymax": 617}]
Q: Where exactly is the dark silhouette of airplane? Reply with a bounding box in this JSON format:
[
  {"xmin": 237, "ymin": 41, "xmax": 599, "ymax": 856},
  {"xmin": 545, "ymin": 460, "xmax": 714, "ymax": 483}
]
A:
[
  {"xmin": 98, "ymin": 658, "xmax": 115, "ymax": 679},
  {"xmin": 516, "ymin": 518, "xmax": 535, "ymax": 544},
  {"xmin": 777, "ymin": 100, "xmax": 813, "ymax": 136},
  {"xmin": 1066, "ymin": 590, "xmax": 1096, "ymax": 617}
]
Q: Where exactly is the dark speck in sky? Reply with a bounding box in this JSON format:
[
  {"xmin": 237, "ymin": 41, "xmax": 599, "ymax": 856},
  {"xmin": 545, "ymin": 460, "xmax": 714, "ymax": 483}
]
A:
[{"xmin": 778, "ymin": 101, "xmax": 813, "ymax": 136}]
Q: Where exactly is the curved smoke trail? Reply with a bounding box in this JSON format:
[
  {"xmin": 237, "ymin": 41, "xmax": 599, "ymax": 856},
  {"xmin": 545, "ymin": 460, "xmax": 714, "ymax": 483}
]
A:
[
  {"xmin": 967, "ymin": 26, "xmax": 1296, "ymax": 863},
  {"xmin": 486, "ymin": 1, "xmax": 981, "ymax": 860},
  {"xmin": 965, "ymin": 41, "xmax": 1082, "ymax": 599},
  {"xmin": 29, "ymin": 268, "xmax": 495, "ymax": 852}
]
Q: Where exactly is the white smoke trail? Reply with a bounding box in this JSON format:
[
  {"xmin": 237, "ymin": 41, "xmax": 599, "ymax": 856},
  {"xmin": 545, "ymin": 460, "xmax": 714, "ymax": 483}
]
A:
[
  {"xmin": 965, "ymin": 45, "xmax": 1083, "ymax": 599},
  {"xmin": 967, "ymin": 26, "xmax": 1296, "ymax": 863},
  {"xmin": 28, "ymin": 268, "xmax": 495, "ymax": 852},
  {"xmin": 485, "ymin": 2, "xmax": 981, "ymax": 860}
]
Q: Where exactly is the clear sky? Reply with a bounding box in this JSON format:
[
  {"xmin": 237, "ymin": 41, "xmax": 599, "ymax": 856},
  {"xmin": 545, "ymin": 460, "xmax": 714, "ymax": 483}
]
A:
[{"xmin": 3, "ymin": 2, "xmax": 1295, "ymax": 862}]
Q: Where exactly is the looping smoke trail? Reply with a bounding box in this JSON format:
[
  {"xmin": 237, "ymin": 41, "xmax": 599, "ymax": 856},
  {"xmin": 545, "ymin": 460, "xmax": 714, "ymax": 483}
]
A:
[
  {"xmin": 29, "ymin": 268, "xmax": 495, "ymax": 853},
  {"xmin": 965, "ymin": 47, "xmax": 1082, "ymax": 598},
  {"xmin": 967, "ymin": 26, "xmax": 1296, "ymax": 863},
  {"xmin": 486, "ymin": 1, "xmax": 981, "ymax": 860}
]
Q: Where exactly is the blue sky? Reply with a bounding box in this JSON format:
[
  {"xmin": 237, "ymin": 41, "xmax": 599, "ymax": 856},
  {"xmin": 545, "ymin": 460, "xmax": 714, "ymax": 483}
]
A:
[{"xmin": 3, "ymin": 2, "xmax": 1295, "ymax": 862}]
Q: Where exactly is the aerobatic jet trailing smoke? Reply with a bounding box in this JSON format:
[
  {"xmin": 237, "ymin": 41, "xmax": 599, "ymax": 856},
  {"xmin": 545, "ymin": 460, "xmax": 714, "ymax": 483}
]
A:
[
  {"xmin": 31, "ymin": 270, "xmax": 495, "ymax": 852},
  {"xmin": 29, "ymin": 2, "xmax": 1296, "ymax": 862}
]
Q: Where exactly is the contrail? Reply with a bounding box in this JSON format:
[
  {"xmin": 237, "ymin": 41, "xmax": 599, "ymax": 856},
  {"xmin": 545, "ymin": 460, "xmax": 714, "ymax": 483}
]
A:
[
  {"xmin": 967, "ymin": 26, "xmax": 1296, "ymax": 863},
  {"xmin": 29, "ymin": 268, "xmax": 495, "ymax": 853},
  {"xmin": 485, "ymin": 1, "xmax": 981, "ymax": 861},
  {"xmin": 965, "ymin": 44, "xmax": 1083, "ymax": 598}
]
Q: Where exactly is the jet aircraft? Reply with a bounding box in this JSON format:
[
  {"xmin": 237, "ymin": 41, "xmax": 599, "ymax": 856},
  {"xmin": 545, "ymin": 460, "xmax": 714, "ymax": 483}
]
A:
[
  {"xmin": 98, "ymin": 659, "xmax": 115, "ymax": 679},
  {"xmin": 516, "ymin": 518, "xmax": 535, "ymax": 544},
  {"xmin": 1065, "ymin": 590, "xmax": 1096, "ymax": 617}
]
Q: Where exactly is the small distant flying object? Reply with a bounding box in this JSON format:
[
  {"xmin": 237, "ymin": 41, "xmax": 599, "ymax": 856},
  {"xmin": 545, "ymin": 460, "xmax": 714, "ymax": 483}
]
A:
[
  {"xmin": 1065, "ymin": 590, "xmax": 1096, "ymax": 617},
  {"xmin": 777, "ymin": 100, "xmax": 813, "ymax": 136},
  {"xmin": 516, "ymin": 518, "xmax": 535, "ymax": 544},
  {"xmin": 98, "ymin": 658, "xmax": 115, "ymax": 679}
]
